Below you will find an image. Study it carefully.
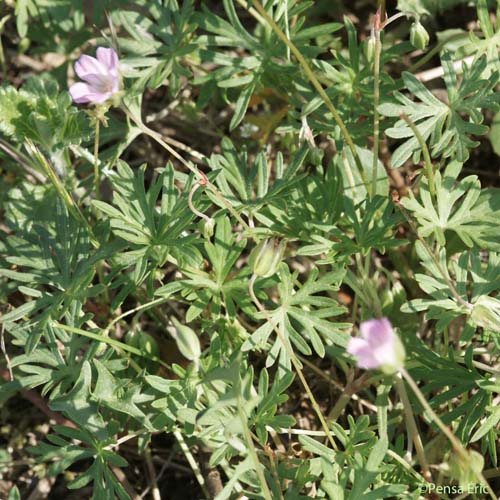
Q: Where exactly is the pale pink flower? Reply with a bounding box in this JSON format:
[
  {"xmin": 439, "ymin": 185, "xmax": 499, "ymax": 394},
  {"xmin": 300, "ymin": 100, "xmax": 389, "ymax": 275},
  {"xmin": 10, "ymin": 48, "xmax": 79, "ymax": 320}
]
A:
[
  {"xmin": 347, "ymin": 318, "xmax": 405, "ymax": 372},
  {"xmin": 69, "ymin": 47, "xmax": 120, "ymax": 105}
]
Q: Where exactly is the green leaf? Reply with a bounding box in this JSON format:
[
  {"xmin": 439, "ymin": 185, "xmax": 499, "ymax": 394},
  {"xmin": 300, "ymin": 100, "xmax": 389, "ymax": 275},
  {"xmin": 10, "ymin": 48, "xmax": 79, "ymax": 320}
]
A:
[{"xmin": 381, "ymin": 55, "xmax": 500, "ymax": 168}]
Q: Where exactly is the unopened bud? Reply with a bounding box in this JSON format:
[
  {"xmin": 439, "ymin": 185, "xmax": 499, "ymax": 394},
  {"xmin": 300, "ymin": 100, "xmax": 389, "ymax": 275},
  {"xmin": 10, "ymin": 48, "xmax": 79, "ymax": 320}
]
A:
[
  {"xmin": 365, "ymin": 30, "xmax": 376, "ymax": 63},
  {"xmin": 203, "ymin": 217, "xmax": 215, "ymax": 239},
  {"xmin": 471, "ymin": 295, "xmax": 500, "ymax": 333},
  {"xmin": 410, "ymin": 21, "xmax": 429, "ymax": 50},
  {"xmin": 448, "ymin": 450, "xmax": 484, "ymax": 490},
  {"xmin": 171, "ymin": 317, "xmax": 201, "ymax": 362},
  {"xmin": 126, "ymin": 330, "xmax": 160, "ymax": 357},
  {"xmin": 299, "ymin": 116, "xmax": 315, "ymax": 148},
  {"xmin": 248, "ymin": 238, "xmax": 286, "ymax": 278}
]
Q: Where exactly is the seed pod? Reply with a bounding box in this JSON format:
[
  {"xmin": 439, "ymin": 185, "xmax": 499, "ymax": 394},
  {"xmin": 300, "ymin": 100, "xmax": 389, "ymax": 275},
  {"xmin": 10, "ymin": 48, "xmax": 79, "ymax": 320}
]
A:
[
  {"xmin": 248, "ymin": 238, "xmax": 286, "ymax": 278},
  {"xmin": 410, "ymin": 21, "xmax": 429, "ymax": 50}
]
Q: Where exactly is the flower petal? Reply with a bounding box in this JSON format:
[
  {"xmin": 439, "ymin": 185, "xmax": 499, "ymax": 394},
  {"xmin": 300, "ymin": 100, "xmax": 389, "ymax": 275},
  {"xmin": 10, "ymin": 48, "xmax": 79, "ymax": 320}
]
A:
[
  {"xmin": 74, "ymin": 55, "xmax": 108, "ymax": 81},
  {"xmin": 96, "ymin": 47, "xmax": 119, "ymax": 75},
  {"xmin": 360, "ymin": 318, "xmax": 394, "ymax": 345},
  {"xmin": 346, "ymin": 337, "xmax": 368, "ymax": 356},
  {"xmin": 69, "ymin": 82, "xmax": 112, "ymax": 104},
  {"xmin": 347, "ymin": 337, "xmax": 380, "ymax": 369}
]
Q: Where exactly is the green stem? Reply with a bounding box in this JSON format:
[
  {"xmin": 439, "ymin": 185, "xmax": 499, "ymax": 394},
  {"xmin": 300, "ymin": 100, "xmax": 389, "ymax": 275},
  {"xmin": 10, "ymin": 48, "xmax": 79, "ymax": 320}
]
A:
[
  {"xmin": 237, "ymin": 397, "xmax": 273, "ymax": 500},
  {"xmin": 394, "ymin": 373, "xmax": 432, "ymax": 482},
  {"xmin": 400, "ymin": 113, "xmax": 435, "ymax": 198},
  {"xmin": 371, "ymin": 22, "xmax": 382, "ymax": 199},
  {"xmin": 249, "ymin": 275, "xmax": 338, "ymax": 451},
  {"xmin": 52, "ymin": 322, "xmax": 169, "ymax": 370},
  {"xmin": 245, "ymin": 0, "xmax": 365, "ymax": 187},
  {"xmin": 94, "ymin": 118, "xmax": 101, "ymax": 200},
  {"xmin": 173, "ymin": 430, "xmax": 210, "ymax": 499},
  {"xmin": 25, "ymin": 141, "xmax": 99, "ymax": 249},
  {"xmin": 400, "ymin": 368, "xmax": 496, "ymax": 500}
]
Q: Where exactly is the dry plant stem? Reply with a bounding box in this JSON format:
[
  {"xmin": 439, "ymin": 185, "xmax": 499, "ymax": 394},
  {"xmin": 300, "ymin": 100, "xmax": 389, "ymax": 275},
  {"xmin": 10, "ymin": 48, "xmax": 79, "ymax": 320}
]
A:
[
  {"xmin": 0, "ymin": 18, "xmax": 7, "ymax": 79},
  {"xmin": 400, "ymin": 113, "xmax": 436, "ymax": 198},
  {"xmin": 121, "ymin": 104, "xmax": 250, "ymax": 233},
  {"xmin": 103, "ymin": 297, "xmax": 169, "ymax": 336},
  {"xmin": 397, "ymin": 203, "xmax": 472, "ymax": 310},
  {"xmin": 394, "ymin": 373, "xmax": 432, "ymax": 482},
  {"xmin": 249, "ymin": 274, "xmax": 338, "ymax": 451},
  {"xmin": 246, "ymin": 0, "xmax": 366, "ymax": 185},
  {"xmin": 400, "ymin": 368, "xmax": 497, "ymax": 500},
  {"xmin": 0, "ymin": 138, "xmax": 46, "ymax": 182},
  {"xmin": 173, "ymin": 430, "xmax": 210, "ymax": 500},
  {"xmin": 415, "ymin": 55, "xmax": 475, "ymax": 83}
]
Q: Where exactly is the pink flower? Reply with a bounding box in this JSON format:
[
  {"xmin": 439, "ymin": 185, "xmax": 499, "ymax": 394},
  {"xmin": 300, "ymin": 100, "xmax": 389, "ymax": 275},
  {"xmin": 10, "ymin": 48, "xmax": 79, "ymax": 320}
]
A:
[
  {"xmin": 69, "ymin": 47, "xmax": 120, "ymax": 105},
  {"xmin": 347, "ymin": 318, "xmax": 405, "ymax": 373}
]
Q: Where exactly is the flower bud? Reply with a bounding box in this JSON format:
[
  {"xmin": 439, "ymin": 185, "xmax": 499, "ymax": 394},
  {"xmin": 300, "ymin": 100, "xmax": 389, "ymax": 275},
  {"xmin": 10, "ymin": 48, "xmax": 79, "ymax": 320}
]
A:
[
  {"xmin": 125, "ymin": 330, "xmax": 160, "ymax": 372},
  {"xmin": 471, "ymin": 295, "xmax": 500, "ymax": 333},
  {"xmin": 125, "ymin": 330, "xmax": 160, "ymax": 357},
  {"xmin": 203, "ymin": 217, "xmax": 215, "ymax": 239},
  {"xmin": 410, "ymin": 21, "xmax": 429, "ymax": 50},
  {"xmin": 248, "ymin": 238, "xmax": 286, "ymax": 278},
  {"xmin": 448, "ymin": 449, "xmax": 484, "ymax": 490},
  {"xmin": 365, "ymin": 31, "xmax": 376, "ymax": 63},
  {"xmin": 171, "ymin": 317, "xmax": 201, "ymax": 362}
]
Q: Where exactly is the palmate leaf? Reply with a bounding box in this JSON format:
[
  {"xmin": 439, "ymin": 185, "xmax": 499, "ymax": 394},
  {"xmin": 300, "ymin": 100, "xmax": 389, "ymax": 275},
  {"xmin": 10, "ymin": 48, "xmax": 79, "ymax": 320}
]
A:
[
  {"xmin": 0, "ymin": 198, "xmax": 104, "ymax": 351},
  {"xmin": 195, "ymin": 0, "xmax": 340, "ymax": 129},
  {"xmin": 29, "ymin": 423, "xmax": 129, "ymax": 500},
  {"xmin": 402, "ymin": 239, "xmax": 500, "ymax": 333},
  {"xmin": 408, "ymin": 339, "xmax": 497, "ymax": 455},
  {"xmin": 113, "ymin": 0, "xmax": 197, "ymax": 96},
  {"xmin": 242, "ymin": 263, "xmax": 349, "ymax": 371},
  {"xmin": 380, "ymin": 54, "xmax": 500, "ymax": 168},
  {"xmin": 93, "ymin": 161, "xmax": 200, "ymax": 309},
  {"xmin": 164, "ymin": 216, "xmax": 249, "ymax": 321},
  {"xmin": 207, "ymin": 138, "xmax": 308, "ymax": 218},
  {"xmin": 401, "ymin": 160, "xmax": 500, "ymax": 250}
]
